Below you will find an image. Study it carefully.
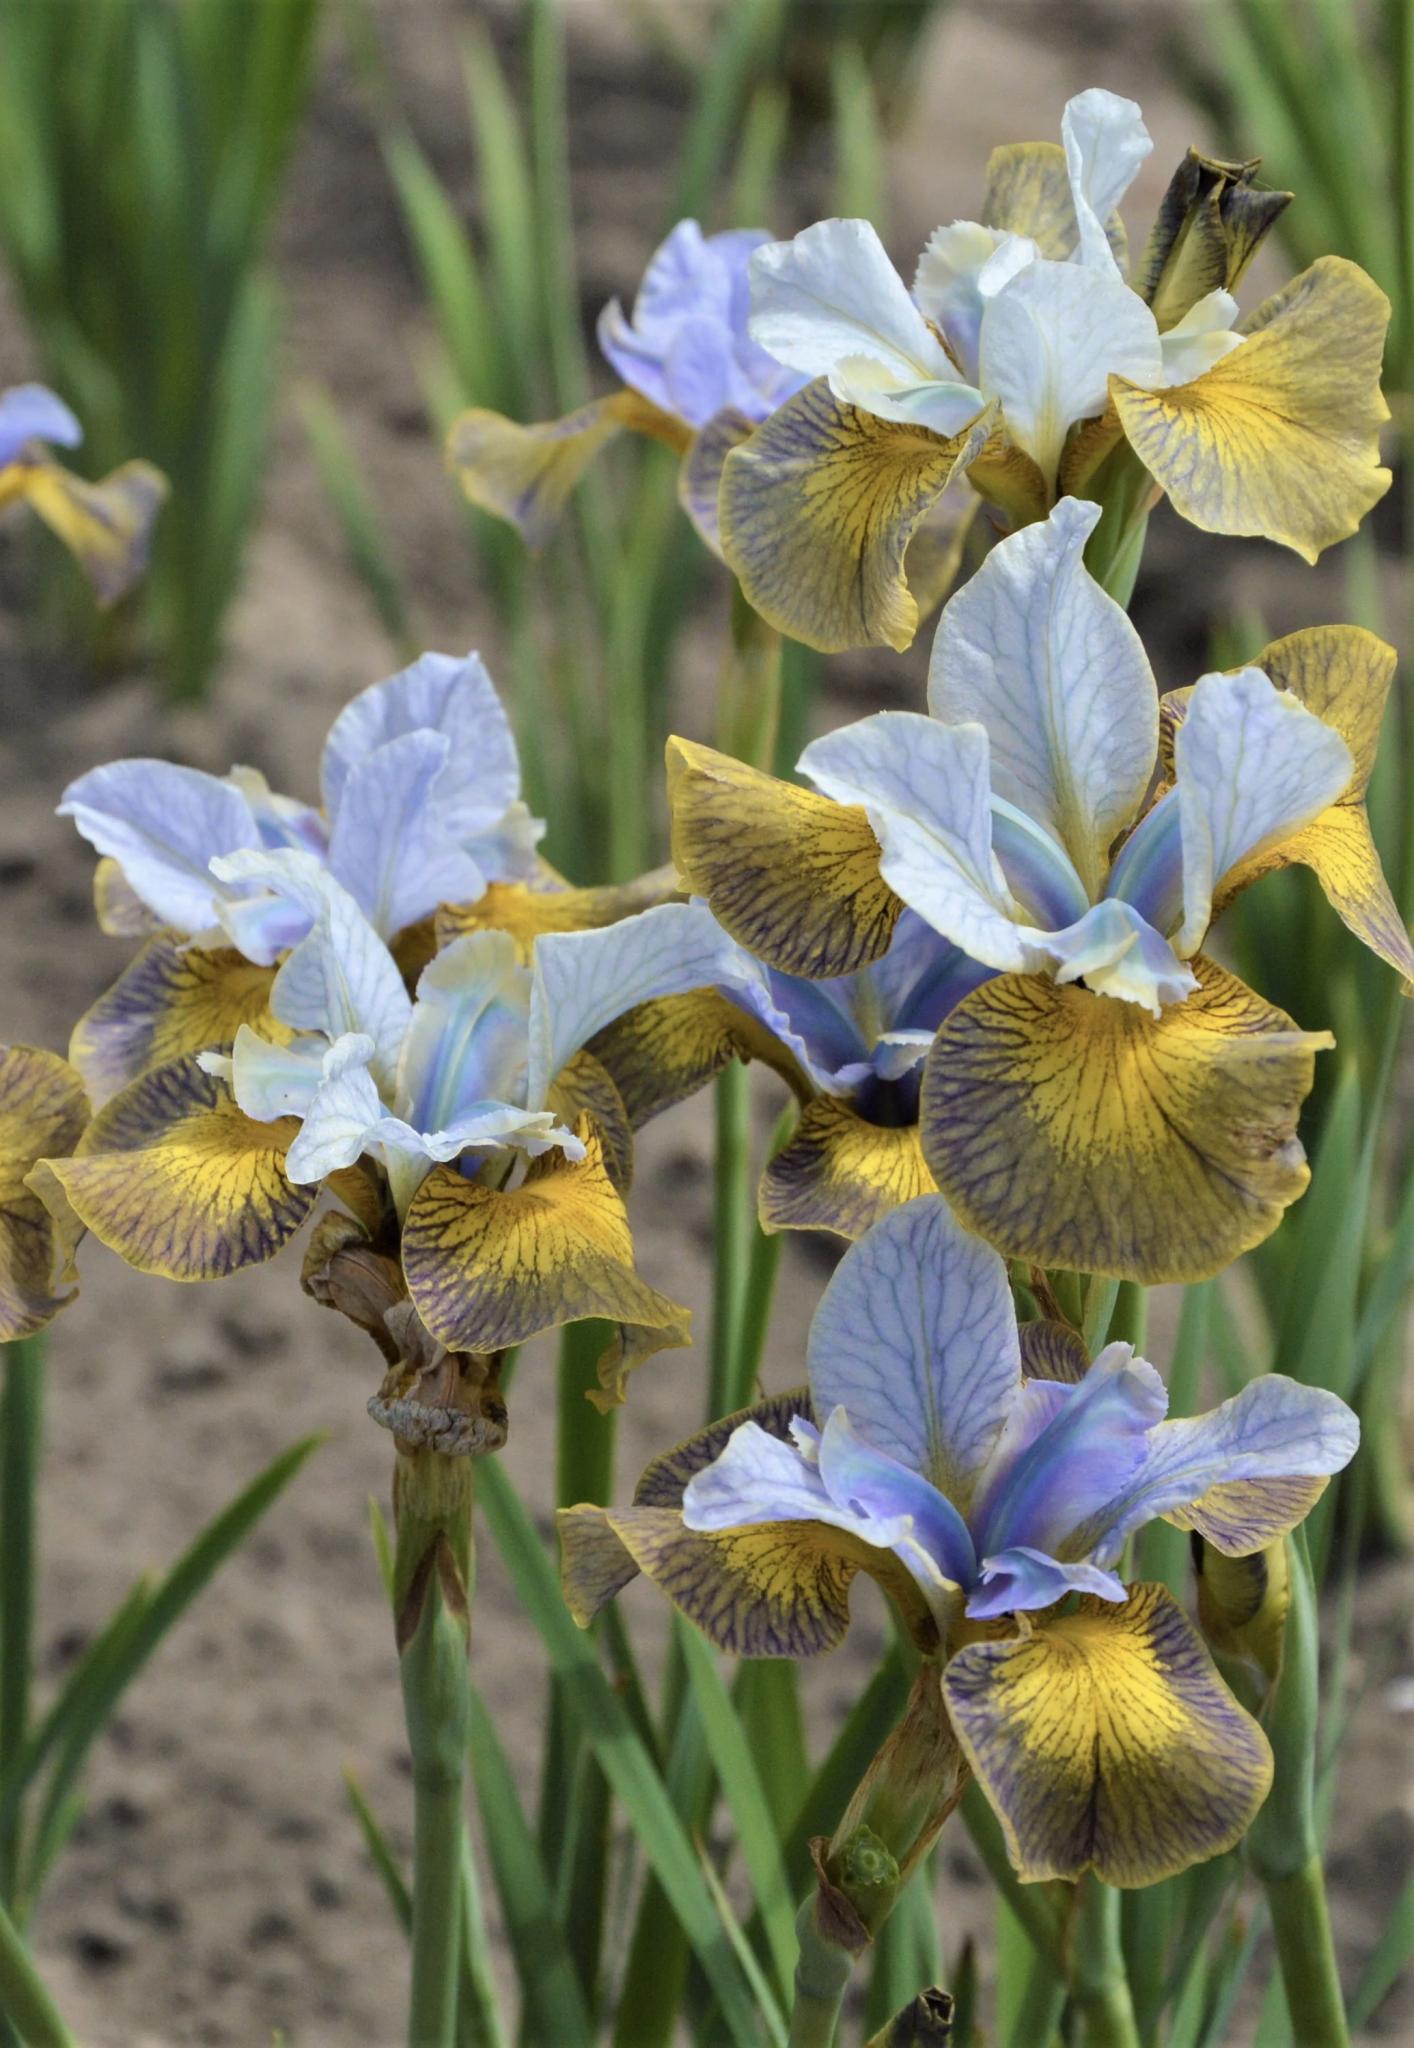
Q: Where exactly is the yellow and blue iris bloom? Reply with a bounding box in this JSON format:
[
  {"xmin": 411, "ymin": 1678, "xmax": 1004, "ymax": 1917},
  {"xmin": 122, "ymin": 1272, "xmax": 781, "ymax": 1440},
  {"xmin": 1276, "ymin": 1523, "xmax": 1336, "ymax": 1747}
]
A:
[
  {"xmin": 30, "ymin": 866, "xmax": 770, "ymax": 1399},
  {"xmin": 57, "ymin": 651, "xmax": 548, "ymax": 1105},
  {"xmin": 670, "ymin": 496, "xmax": 1413, "ymax": 1281},
  {"xmin": 718, "ymin": 87, "xmax": 1390, "ymax": 649},
  {"xmin": 0, "ymin": 382, "xmax": 166, "ymax": 605},
  {"xmin": 446, "ymin": 218, "xmax": 807, "ymax": 558},
  {"xmin": 561, "ymin": 1194, "xmax": 1358, "ymax": 1885}
]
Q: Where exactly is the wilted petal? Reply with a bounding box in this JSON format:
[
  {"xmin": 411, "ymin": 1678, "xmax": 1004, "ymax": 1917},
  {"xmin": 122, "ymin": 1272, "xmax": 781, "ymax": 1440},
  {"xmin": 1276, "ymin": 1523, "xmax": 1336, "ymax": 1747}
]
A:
[
  {"xmin": 921, "ymin": 959, "xmax": 1329, "ymax": 1283},
  {"xmin": 979, "ymin": 259, "xmax": 1162, "ymax": 484},
  {"xmin": 447, "ymin": 395, "xmax": 631, "ymax": 549},
  {"xmin": 59, "ymin": 759, "xmax": 260, "ymax": 934},
  {"xmin": 943, "ymin": 1583, "xmax": 1273, "ymax": 1884},
  {"xmin": 807, "ymin": 1193, "xmax": 1021, "ymax": 1510},
  {"xmin": 1173, "ymin": 669, "xmax": 1353, "ymax": 956},
  {"xmin": 928, "ymin": 497, "xmax": 1157, "ymax": 893},
  {"xmin": 1111, "ymin": 256, "xmax": 1391, "ymax": 562},
  {"xmin": 31, "ymin": 1055, "xmax": 313, "ymax": 1281},
  {"xmin": 0, "ymin": 1045, "xmax": 88, "ymax": 1340}
]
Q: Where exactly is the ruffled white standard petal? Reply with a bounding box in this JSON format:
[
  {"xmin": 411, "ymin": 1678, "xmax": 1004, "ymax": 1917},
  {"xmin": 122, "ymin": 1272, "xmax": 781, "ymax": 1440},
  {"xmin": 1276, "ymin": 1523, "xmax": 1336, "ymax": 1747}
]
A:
[
  {"xmin": 806, "ymin": 1193, "xmax": 1022, "ymax": 1506},
  {"xmin": 747, "ymin": 219, "xmax": 957, "ymax": 391},
  {"xmin": 801, "ymin": 712, "xmax": 1040, "ymax": 973},
  {"xmin": 979, "ymin": 258, "xmax": 1162, "ymax": 484},
  {"xmin": 215, "ymin": 1023, "xmax": 335, "ymax": 1122},
  {"xmin": 319, "ymin": 649, "xmax": 522, "ymax": 843},
  {"xmin": 325, "ymin": 728, "xmax": 486, "ymax": 937},
  {"xmin": 913, "ymin": 223, "xmax": 1038, "ymax": 383},
  {"xmin": 827, "ymin": 355, "xmax": 985, "ymax": 436},
  {"xmin": 1076, "ymin": 1374, "xmax": 1360, "ymax": 1567},
  {"xmin": 396, "ymin": 930, "xmax": 533, "ymax": 1131},
  {"xmin": 1156, "ymin": 290, "xmax": 1245, "ymax": 387},
  {"xmin": 1047, "ymin": 899, "xmax": 1198, "ymax": 1016},
  {"xmin": 283, "ymin": 1035, "xmax": 390, "ymax": 1182},
  {"xmin": 525, "ymin": 900, "xmax": 753, "ymax": 1107},
  {"xmin": 1173, "ymin": 669, "xmax": 1354, "ymax": 955},
  {"xmin": 211, "ymin": 850, "xmax": 412, "ymax": 1095},
  {"xmin": 928, "ymin": 497, "xmax": 1158, "ymax": 893},
  {"xmin": 58, "ymin": 759, "xmax": 260, "ymax": 934},
  {"xmin": 1060, "ymin": 88, "xmax": 1152, "ymax": 272}
]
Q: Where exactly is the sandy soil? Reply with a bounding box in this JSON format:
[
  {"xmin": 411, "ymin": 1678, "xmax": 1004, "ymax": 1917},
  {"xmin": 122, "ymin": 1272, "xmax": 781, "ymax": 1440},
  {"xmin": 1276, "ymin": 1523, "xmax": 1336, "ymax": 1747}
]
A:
[{"xmin": 0, "ymin": 2, "xmax": 1409, "ymax": 2042}]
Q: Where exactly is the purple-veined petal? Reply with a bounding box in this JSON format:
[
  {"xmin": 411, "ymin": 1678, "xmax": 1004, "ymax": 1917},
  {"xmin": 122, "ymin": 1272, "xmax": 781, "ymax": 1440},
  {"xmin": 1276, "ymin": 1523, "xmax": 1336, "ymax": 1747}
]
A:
[
  {"xmin": 966, "ymin": 1545, "xmax": 1126, "ymax": 1618},
  {"xmin": 325, "ymin": 729, "xmax": 486, "ymax": 938},
  {"xmin": 807, "ymin": 1193, "xmax": 1021, "ymax": 1509},
  {"xmin": 816, "ymin": 1407, "xmax": 977, "ymax": 1590},
  {"xmin": 59, "ymin": 759, "xmax": 260, "ymax": 935}
]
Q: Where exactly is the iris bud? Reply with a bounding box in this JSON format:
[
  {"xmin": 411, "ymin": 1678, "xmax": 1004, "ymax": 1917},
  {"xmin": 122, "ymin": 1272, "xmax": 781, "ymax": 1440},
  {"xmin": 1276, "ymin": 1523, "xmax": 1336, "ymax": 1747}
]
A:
[{"xmin": 1137, "ymin": 149, "xmax": 1293, "ymax": 330}]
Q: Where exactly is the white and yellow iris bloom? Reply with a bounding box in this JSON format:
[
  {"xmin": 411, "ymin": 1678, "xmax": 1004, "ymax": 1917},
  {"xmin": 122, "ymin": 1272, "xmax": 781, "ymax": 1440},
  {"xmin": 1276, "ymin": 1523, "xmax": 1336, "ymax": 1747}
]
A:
[{"xmin": 720, "ymin": 88, "xmax": 1390, "ymax": 649}]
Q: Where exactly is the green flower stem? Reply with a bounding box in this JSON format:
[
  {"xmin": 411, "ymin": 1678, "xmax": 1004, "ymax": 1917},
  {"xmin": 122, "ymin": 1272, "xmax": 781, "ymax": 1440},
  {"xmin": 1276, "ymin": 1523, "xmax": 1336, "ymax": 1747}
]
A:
[
  {"xmin": 0, "ymin": 1336, "xmax": 43, "ymax": 1907},
  {"xmin": 1069, "ymin": 1879, "xmax": 1140, "ymax": 2048},
  {"xmin": 1262, "ymin": 1855, "xmax": 1350, "ymax": 2048},
  {"xmin": 393, "ymin": 1450, "xmax": 474, "ymax": 2048},
  {"xmin": 1080, "ymin": 442, "xmax": 1158, "ymax": 607},
  {"xmin": 708, "ymin": 1058, "xmax": 754, "ymax": 1422},
  {"xmin": 788, "ymin": 1891, "xmax": 857, "ymax": 2048}
]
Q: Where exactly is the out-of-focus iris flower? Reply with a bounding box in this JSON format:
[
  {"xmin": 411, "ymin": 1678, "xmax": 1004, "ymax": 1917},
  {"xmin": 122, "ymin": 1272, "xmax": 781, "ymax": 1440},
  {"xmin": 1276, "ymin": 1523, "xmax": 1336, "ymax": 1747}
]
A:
[
  {"xmin": 0, "ymin": 382, "xmax": 166, "ymax": 605},
  {"xmin": 57, "ymin": 652, "xmax": 548, "ymax": 1106},
  {"xmin": 0, "ymin": 1044, "xmax": 88, "ymax": 1340},
  {"xmin": 561, "ymin": 1195, "xmax": 1358, "ymax": 1885},
  {"xmin": 719, "ymin": 88, "xmax": 1390, "ymax": 650},
  {"xmin": 670, "ymin": 498, "xmax": 1414, "ymax": 1281},
  {"xmin": 30, "ymin": 868, "xmax": 768, "ymax": 1402},
  {"xmin": 446, "ymin": 220, "xmax": 807, "ymax": 559}
]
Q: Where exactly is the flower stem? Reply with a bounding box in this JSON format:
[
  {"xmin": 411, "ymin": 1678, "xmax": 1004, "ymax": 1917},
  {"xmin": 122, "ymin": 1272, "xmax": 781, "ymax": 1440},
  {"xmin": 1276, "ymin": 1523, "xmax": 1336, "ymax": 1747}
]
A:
[
  {"xmin": 393, "ymin": 1450, "xmax": 474, "ymax": 2048},
  {"xmin": 1069, "ymin": 1879, "xmax": 1140, "ymax": 2048},
  {"xmin": 1263, "ymin": 1854, "xmax": 1350, "ymax": 2048},
  {"xmin": 787, "ymin": 1893, "xmax": 857, "ymax": 2048},
  {"xmin": 708, "ymin": 1058, "xmax": 753, "ymax": 1421}
]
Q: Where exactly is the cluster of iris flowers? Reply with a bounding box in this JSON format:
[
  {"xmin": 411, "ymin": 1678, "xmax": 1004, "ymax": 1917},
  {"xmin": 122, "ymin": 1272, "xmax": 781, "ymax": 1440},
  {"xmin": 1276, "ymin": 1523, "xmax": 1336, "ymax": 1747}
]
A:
[{"xmin": 1, "ymin": 82, "xmax": 1406, "ymax": 2048}]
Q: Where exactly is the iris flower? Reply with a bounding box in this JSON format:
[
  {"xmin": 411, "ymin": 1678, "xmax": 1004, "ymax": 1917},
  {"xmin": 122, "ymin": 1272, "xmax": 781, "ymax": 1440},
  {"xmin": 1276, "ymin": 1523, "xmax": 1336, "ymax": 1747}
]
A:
[
  {"xmin": 446, "ymin": 219, "xmax": 807, "ymax": 558},
  {"xmin": 561, "ymin": 1195, "xmax": 1358, "ymax": 1885},
  {"xmin": 718, "ymin": 88, "xmax": 1390, "ymax": 650},
  {"xmin": 0, "ymin": 382, "xmax": 166, "ymax": 605},
  {"xmin": 30, "ymin": 862, "xmax": 775, "ymax": 1403},
  {"xmin": 670, "ymin": 497, "xmax": 1413, "ymax": 1281},
  {"xmin": 57, "ymin": 652, "xmax": 548, "ymax": 1105}
]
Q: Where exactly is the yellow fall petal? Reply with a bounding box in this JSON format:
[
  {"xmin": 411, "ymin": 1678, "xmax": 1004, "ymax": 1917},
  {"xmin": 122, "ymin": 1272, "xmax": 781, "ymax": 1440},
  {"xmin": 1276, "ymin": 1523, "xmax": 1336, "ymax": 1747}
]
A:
[
  {"xmin": 1161, "ymin": 627, "xmax": 1414, "ymax": 989},
  {"xmin": 400, "ymin": 1123, "xmax": 690, "ymax": 1407},
  {"xmin": 1112, "ymin": 255, "xmax": 1391, "ymax": 563},
  {"xmin": 0, "ymin": 1046, "xmax": 89, "ymax": 1340},
  {"xmin": 666, "ymin": 736, "xmax": 901, "ymax": 978},
  {"xmin": 30, "ymin": 1055, "xmax": 312, "ymax": 1282},
  {"xmin": 446, "ymin": 388, "xmax": 688, "ymax": 549},
  {"xmin": 546, "ymin": 1049, "xmax": 634, "ymax": 1193},
  {"xmin": 16, "ymin": 457, "xmax": 167, "ymax": 606},
  {"xmin": 901, "ymin": 479, "xmax": 982, "ymax": 623},
  {"xmin": 759, "ymin": 1095, "xmax": 935, "ymax": 1241},
  {"xmin": 963, "ymin": 430, "xmax": 1052, "ymax": 532},
  {"xmin": 981, "ymin": 138, "xmax": 1127, "ymax": 266},
  {"xmin": 718, "ymin": 377, "xmax": 992, "ymax": 652},
  {"xmin": 921, "ymin": 959, "xmax": 1329, "ymax": 1283},
  {"xmin": 1165, "ymin": 1474, "xmax": 1326, "ymax": 1556},
  {"xmin": 587, "ymin": 988, "xmax": 804, "ymax": 1131},
  {"xmin": 69, "ymin": 939, "xmax": 288, "ymax": 1107},
  {"xmin": 942, "ymin": 1583, "xmax": 1273, "ymax": 1885},
  {"xmin": 436, "ymin": 867, "xmax": 682, "ymax": 962},
  {"xmin": 678, "ymin": 404, "xmax": 753, "ymax": 558}
]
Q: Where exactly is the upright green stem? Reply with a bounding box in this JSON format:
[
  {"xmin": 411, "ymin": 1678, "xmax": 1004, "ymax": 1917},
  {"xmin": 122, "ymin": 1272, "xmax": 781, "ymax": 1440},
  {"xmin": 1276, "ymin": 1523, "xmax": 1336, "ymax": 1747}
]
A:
[
  {"xmin": 1069, "ymin": 1879, "xmax": 1140, "ymax": 2048},
  {"xmin": 788, "ymin": 1893, "xmax": 856, "ymax": 2048},
  {"xmin": 708, "ymin": 1059, "xmax": 753, "ymax": 1420},
  {"xmin": 1263, "ymin": 1856, "xmax": 1349, "ymax": 2048},
  {"xmin": 394, "ymin": 1450, "xmax": 474, "ymax": 2048},
  {"xmin": 0, "ymin": 1337, "xmax": 43, "ymax": 1905}
]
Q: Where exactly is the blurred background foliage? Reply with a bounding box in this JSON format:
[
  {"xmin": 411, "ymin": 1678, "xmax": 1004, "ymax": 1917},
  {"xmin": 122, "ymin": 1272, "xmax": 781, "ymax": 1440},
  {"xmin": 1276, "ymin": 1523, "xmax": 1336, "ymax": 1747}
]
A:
[{"xmin": 0, "ymin": 1, "xmax": 1409, "ymax": 2042}]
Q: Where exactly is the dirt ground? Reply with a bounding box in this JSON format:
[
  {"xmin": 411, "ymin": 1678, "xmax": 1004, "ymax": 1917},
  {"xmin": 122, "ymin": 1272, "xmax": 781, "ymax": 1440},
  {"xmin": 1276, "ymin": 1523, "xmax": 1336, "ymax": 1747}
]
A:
[{"xmin": 0, "ymin": 2, "xmax": 1409, "ymax": 2042}]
